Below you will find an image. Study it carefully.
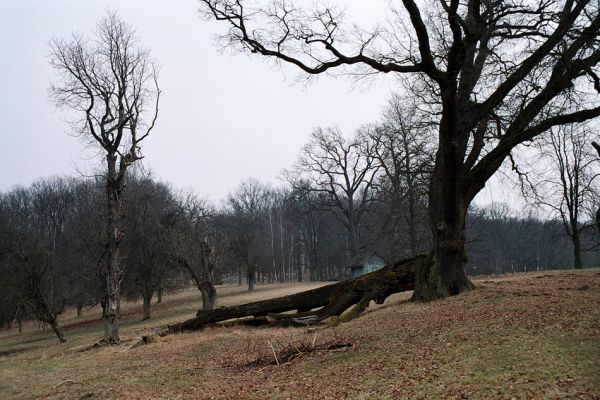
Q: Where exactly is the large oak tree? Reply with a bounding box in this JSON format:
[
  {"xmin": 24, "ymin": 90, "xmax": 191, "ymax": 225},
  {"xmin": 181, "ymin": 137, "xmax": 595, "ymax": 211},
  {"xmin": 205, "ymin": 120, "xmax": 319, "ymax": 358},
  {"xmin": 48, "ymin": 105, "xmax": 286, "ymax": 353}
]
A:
[{"xmin": 200, "ymin": 0, "xmax": 600, "ymax": 300}]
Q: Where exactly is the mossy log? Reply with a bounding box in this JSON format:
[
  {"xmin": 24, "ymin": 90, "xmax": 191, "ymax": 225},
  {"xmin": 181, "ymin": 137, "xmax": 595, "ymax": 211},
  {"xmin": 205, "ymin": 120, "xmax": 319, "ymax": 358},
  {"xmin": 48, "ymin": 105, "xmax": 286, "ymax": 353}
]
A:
[{"xmin": 167, "ymin": 254, "xmax": 427, "ymax": 333}]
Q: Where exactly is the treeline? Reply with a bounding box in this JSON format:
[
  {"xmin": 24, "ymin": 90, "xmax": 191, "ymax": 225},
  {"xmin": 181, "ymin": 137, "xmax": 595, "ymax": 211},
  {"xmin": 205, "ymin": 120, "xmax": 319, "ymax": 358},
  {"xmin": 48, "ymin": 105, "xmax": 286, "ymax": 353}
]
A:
[
  {"xmin": 1, "ymin": 170, "xmax": 597, "ymax": 331},
  {"xmin": 1, "ymin": 96, "xmax": 598, "ymax": 334}
]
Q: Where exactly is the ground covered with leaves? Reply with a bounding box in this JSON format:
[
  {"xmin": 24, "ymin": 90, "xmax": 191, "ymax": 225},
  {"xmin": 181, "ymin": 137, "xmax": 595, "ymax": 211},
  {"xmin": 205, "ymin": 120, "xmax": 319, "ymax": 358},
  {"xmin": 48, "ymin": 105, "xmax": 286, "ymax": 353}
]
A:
[{"xmin": 1, "ymin": 270, "xmax": 599, "ymax": 399}]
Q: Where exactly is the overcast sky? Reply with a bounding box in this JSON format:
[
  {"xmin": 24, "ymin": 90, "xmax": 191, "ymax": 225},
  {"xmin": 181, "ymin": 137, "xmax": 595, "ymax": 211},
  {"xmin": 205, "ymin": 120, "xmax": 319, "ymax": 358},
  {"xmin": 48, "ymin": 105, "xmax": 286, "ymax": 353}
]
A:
[{"xmin": 0, "ymin": 0, "xmax": 512, "ymax": 206}]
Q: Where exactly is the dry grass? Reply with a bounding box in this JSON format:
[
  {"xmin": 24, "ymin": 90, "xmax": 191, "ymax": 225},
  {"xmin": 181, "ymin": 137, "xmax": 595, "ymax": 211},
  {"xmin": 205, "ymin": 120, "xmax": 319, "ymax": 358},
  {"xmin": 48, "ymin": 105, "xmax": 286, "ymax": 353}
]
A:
[{"xmin": 1, "ymin": 271, "xmax": 599, "ymax": 399}]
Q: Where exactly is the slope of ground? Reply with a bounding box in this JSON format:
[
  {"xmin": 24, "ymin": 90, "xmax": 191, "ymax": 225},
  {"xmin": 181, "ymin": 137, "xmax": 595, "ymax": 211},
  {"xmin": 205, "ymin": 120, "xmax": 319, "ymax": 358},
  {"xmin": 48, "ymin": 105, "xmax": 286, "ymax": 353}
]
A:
[{"xmin": 0, "ymin": 270, "xmax": 598, "ymax": 399}]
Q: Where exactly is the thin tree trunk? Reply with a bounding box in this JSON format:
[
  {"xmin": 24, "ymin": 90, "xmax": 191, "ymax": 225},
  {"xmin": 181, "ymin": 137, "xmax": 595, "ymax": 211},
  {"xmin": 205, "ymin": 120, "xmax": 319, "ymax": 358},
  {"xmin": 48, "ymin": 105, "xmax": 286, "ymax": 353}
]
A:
[
  {"xmin": 142, "ymin": 287, "xmax": 154, "ymax": 320},
  {"xmin": 48, "ymin": 318, "xmax": 67, "ymax": 343},
  {"xmin": 248, "ymin": 265, "xmax": 256, "ymax": 292},
  {"xmin": 103, "ymin": 154, "xmax": 125, "ymax": 344},
  {"xmin": 76, "ymin": 304, "xmax": 83, "ymax": 318},
  {"xmin": 279, "ymin": 207, "xmax": 286, "ymax": 283},
  {"xmin": 157, "ymin": 287, "xmax": 163, "ymax": 304}
]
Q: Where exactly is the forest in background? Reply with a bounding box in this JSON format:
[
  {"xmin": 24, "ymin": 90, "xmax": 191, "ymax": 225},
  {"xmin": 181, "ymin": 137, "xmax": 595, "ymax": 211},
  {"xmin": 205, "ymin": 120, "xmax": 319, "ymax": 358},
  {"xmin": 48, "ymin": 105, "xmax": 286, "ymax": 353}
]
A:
[{"xmin": 1, "ymin": 106, "xmax": 598, "ymax": 329}]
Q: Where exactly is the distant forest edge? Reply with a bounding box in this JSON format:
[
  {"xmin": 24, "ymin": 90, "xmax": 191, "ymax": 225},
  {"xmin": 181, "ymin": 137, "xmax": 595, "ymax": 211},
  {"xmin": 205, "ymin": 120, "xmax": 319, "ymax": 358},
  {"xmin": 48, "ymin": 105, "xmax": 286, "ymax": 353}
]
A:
[{"xmin": 1, "ymin": 165, "xmax": 598, "ymax": 329}]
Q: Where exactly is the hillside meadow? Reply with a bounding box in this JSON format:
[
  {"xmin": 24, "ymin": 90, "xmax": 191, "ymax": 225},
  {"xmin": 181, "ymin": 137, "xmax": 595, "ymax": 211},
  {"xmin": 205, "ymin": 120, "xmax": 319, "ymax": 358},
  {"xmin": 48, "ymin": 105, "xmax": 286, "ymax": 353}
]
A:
[{"xmin": 0, "ymin": 271, "xmax": 598, "ymax": 399}]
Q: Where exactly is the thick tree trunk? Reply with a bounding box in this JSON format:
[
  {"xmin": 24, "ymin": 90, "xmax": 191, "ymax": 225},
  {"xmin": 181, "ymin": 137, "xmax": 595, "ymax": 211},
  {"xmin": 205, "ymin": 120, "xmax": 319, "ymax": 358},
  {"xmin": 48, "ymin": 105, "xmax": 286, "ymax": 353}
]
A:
[
  {"xmin": 200, "ymin": 281, "xmax": 217, "ymax": 311},
  {"xmin": 593, "ymin": 143, "xmax": 600, "ymax": 237},
  {"xmin": 167, "ymin": 255, "xmax": 425, "ymax": 333},
  {"xmin": 157, "ymin": 287, "xmax": 163, "ymax": 304},
  {"xmin": 572, "ymin": 230, "xmax": 583, "ymax": 269},
  {"xmin": 596, "ymin": 208, "xmax": 600, "ymax": 237},
  {"xmin": 414, "ymin": 114, "xmax": 474, "ymax": 300}
]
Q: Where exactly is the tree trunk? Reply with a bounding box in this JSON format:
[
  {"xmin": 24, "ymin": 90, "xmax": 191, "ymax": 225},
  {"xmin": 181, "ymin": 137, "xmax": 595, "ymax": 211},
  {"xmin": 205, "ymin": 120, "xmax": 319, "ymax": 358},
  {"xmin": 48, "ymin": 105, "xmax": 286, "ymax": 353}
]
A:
[
  {"xmin": 248, "ymin": 265, "xmax": 255, "ymax": 292},
  {"xmin": 572, "ymin": 230, "xmax": 583, "ymax": 269},
  {"xmin": 200, "ymin": 281, "xmax": 217, "ymax": 311},
  {"xmin": 76, "ymin": 304, "xmax": 83, "ymax": 318},
  {"xmin": 167, "ymin": 255, "xmax": 425, "ymax": 333},
  {"xmin": 48, "ymin": 318, "xmax": 67, "ymax": 343},
  {"xmin": 104, "ymin": 267, "xmax": 121, "ymax": 343},
  {"xmin": 142, "ymin": 287, "xmax": 154, "ymax": 320},
  {"xmin": 596, "ymin": 208, "xmax": 600, "ymax": 238},
  {"xmin": 593, "ymin": 143, "xmax": 600, "ymax": 238},
  {"xmin": 414, "ymin": 120, "xmax": 473, "ymax": 300},
  {"xmin": 103, "ymin": 154, "xmax": 125, "ymax": 345},
  {"xmin": 157, "ymin": 286, "xmax": 163, "ymax": 304}
]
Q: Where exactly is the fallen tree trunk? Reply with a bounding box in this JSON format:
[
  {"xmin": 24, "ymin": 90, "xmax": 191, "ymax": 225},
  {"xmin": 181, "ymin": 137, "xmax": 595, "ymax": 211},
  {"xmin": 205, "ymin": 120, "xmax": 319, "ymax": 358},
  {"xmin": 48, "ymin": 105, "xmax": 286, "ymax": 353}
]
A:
[{"xmin": 167, "ymin": 254, "xmax": 427, "ymax": 333}]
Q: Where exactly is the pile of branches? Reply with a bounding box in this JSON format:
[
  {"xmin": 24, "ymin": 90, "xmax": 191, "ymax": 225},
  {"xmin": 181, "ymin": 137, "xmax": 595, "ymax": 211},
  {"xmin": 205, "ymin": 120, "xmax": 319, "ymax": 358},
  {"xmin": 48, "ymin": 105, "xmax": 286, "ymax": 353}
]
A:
[{"xmin": 221, "ymin": 329, "xmax": 359, "ymax": 369}]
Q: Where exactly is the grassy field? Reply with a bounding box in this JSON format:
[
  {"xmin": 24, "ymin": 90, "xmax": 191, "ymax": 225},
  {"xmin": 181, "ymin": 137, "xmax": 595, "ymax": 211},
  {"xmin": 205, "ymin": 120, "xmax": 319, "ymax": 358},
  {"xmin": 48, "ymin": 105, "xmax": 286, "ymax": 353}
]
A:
[{"xmin": 0, "ymin": 270, "xmax": 598, "ymax": 399}]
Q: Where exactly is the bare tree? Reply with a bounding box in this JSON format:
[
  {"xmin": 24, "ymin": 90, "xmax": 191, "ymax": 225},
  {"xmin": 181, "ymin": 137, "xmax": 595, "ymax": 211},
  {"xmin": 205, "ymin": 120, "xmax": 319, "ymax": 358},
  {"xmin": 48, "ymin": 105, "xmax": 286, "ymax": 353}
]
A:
[
  {"xmin": 371, "ymin": 95, "xmax": 435, "ymax": 256},
  {"xmin": 171, "ymin": 193, "xmax": 218, "ymax": 311},
  {"xmin": 0, "ymin": 181, "xmax": 75, "ymax": 343},
  {"xmin": 201, "ymin": 0, "xmax": 600, "ymax": 300},
  {"xmin": 123, "ymin": 173, "xmax": 180, "ymax": 319},
  {"xmin": 49, "ymin": 12, "xmax": 160, "ymax": 344},
  {"xmin": 225, "ymin": 179, "xmax": 272, "ymax": 291},
  {"xmin": 286, "ymin": 127, "xmax": 380, "ymax": 258},
  {"xmin": 525, "ymin": 126, "xmax": 599, "ymax": 268}
]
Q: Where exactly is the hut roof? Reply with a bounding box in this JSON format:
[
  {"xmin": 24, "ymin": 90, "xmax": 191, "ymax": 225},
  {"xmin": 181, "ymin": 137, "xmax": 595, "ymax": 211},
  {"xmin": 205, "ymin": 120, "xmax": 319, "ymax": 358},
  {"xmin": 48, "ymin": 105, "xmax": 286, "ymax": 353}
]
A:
[{"xmin": 346, "ymin": 252, "xmax": 384, "ymax": 268}]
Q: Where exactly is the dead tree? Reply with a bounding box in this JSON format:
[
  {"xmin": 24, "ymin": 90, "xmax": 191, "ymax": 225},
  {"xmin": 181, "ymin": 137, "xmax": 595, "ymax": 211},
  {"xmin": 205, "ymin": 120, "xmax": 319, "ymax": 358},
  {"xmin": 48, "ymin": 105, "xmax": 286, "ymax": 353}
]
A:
[
  {"xmin": 167, "ymin": 254, "xmax": 425, "ymax": 333},
  {"xmin": 201, "ymin": 0, "xmax": 600, "ymax": 300},
  {"xmin": 49, "ymin": 12, "xmax": 160, "ymax": 344}
]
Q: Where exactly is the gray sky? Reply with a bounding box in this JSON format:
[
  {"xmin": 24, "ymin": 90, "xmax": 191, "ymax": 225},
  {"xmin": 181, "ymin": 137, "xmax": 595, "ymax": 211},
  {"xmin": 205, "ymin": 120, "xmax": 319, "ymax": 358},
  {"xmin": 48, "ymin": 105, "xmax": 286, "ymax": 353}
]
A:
[{"xmin": 0, "ymin": 0, "xmax": 509, "ymax": 205}]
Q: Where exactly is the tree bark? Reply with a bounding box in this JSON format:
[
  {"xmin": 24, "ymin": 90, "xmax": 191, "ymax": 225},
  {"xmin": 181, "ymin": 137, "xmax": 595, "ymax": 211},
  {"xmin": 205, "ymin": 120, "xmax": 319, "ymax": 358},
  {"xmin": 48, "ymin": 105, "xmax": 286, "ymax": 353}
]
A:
[
  {"xmin": 414, "ymin": 116, "xmax": 474, "ymax": 300},
  {"xmin": 167, "ymin": 254, "xmax": 425, "ymax": 333},
  {"xmin": 572, "ymin": 229, "xmax": 583, "ymax": 269},
  {"xmin": 103, "ymin": 153, "xmax": 125, "ymax": 344},
  {"xmin": 142, "ymin": 287, "xmax": 154, "ymax": 320},
  {"xmin": 592, "ymin": 142, "xmax": 600, "ymax": 237},
  {"xmin": 248, "ymin": 264, "xmax": 256, "ymax": 292}
]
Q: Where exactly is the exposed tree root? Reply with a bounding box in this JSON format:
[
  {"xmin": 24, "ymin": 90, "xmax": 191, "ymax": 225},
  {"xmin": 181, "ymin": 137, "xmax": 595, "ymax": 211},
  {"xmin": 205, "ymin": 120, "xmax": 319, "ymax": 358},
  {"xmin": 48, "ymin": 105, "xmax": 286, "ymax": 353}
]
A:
[{"xmin": 165, "ymin": 254, "xmax": 426, "ymax": 334}]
